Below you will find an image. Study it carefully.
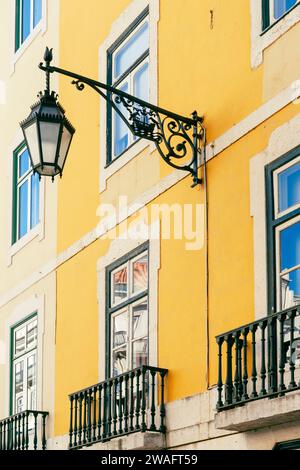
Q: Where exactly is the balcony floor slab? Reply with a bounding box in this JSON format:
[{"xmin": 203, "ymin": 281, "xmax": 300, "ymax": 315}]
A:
[{"xmin": 215, "ymin": 390, "xmax": 300, "ymax": 432}]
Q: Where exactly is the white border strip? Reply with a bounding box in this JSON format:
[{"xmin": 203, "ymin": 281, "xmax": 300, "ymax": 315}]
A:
[
  {"xmin": 1, "ymin": 80, "xmax": 300, "ymax": 308},
  {"xmin": 98, "ymin": 0, "xmax": 159, "ymax": 193},
  {"xmin": 97, "ymin": 220, "xmax": 160, "ymax": 381}
]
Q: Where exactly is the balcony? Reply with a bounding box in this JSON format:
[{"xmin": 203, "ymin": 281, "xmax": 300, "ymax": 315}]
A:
[
  {"xmin": 68, "ymin": 365, "xmax": 168, "ymax": 450},
  {"xmin": 215, "ymin": 306, "xmax": 300, "ymax": 431},
  {"xmin": 0, "ymin": 410, "xmax": 49, "ymax": 450}
]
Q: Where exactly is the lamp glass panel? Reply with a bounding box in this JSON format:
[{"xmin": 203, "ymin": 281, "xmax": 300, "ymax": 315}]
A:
[
  {"xmin": 57, "ymin": 125, "xmax": 72, "ymax": 170},
  {"xmin": 23, "ymin": 122, "xmax": 40, "ymax": 167},
  {"xmin": 39, "ymin": 121, "xmax": 60, "ymax": 165}
]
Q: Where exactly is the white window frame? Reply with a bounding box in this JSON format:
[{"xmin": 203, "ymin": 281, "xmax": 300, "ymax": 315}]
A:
[
  {"xmin": 109, "ymin": 250, "xmax": 149, "ymax": 376},
  {"xmin": 250, "ymin": 0, "xmax": 300, "ymax": 68},
  {"xmin": 99, "ymin": 0, "xmax": 159, "ymax": 192},
  {"xmin": 11, "ymin": 0, "xmax": 47, "ymax": 72},
  {"xmin": 97, "ymin": 220, "xmax": 160, "ymax": 382}
]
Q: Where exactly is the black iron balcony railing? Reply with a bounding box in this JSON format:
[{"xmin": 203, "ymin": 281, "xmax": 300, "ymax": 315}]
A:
[
  {"xmin": 68, "ymin": 365, "xmax": 168, "ymax": 450},
  {"xmin": 216, "ymin": 306, "xmax": 300, "ymax": 411},
  {"xmin": 0, "ymin": 410, "xmax": 49, "ymax": 450}
]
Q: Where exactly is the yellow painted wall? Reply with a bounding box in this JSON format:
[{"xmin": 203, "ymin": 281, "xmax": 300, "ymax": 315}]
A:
[
  {"xmin": 55, "ymin": 0, "xmax": 300, "ymax": 436},
  {"xmin": 57, "ymin": 0, "xmax": 263, "ymax": 251}
]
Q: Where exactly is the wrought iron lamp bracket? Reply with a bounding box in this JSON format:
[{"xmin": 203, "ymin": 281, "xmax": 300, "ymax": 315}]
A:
[{"xmin": 39, "ymin": 47, "xmax": 205, "ymax": 186}]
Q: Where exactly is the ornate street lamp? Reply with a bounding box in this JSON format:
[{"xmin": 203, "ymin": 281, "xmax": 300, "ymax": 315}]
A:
[
  {"xmin": 21, "ymin": 47, "xmax": 205, "ymax": 186},
  {"xmin": 20, "ymin": 49, "xmax": 75, "ymax": 179}
]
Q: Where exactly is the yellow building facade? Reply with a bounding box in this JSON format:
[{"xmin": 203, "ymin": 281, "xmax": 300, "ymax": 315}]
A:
[{"xmin": 1, "ymin": 0, "xmax": 300, "ymax": 450}]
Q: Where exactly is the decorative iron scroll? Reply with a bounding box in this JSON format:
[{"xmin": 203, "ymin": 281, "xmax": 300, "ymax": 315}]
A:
[{"xmin": 39, "ymin": 48, "xmax": 205, "ymax": 186}]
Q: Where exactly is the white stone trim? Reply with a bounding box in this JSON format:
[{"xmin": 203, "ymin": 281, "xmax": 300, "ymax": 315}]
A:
[
  {"xmin": 97, "ymin": 220, "xmax": 160, "ymax": 381},
  {"xmin": 250, "ymin": 0, "xmax": 300, "ymax": 68},
  {"xmin": 206, "ymin": 80, "xmax": 300, "ymax": 161},
  {"xmin": 1, "ymin": 81, "xmax": 300, "ymax": 309},
  {"xmin": 98, "ymin": 0, "xmax": 159, "ymax": 192},
  {"xmin": 3, "ymin": 294, "xmax": 45, "ymax": 417},
  {"xmin": 6, "ymin": 128, "xmax": 46, "ymax": 267},
  {"xmin": 250, "ymin": 113, "xmax": 300, "ymax": 319},
  {"xmin": 10, "ymin": 0, "xmax": 47, "ymax": 75}
]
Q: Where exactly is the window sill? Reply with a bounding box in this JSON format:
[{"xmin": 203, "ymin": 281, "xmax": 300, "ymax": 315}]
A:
[
  {"xmin": 7, "ymin": 223, "xmax": 44, "ymax": 266},
  {"xmin": 100, "ymin": 138, "xmax": 156, "ymax": 193},
  {"xmin": 251, "ymin": 0, "xmax": 300, "ymax": 68},
  {"xmin": 11, "ymin": 16, "xmax": 46, "ymax": 75},
  {"xmin": 261, "ymin": 2, "xmax": 300, "ymax": 36}
]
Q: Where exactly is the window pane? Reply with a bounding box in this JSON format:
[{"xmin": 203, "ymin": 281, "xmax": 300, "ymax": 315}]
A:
[
  {"xmin": 15, "ymin": 327, "xmax": 26, "ymax": 356},
  {"xmin": 15, "ymin": 361, "xmax": 24, "ymax": 413},
  {"xmin": 112, "ymin": 346, "xmax": 127, "ymax": 376},
  {"xmin": 114, "ymin": 82, "xmax": 130, "ymax": 157},
  {"xmin": 30, "ymin": 172, "xmax": 40, "ymax": 228},
  {"xmin": 274, "ymin": 0, "xmax": 297, "ymax": 19},
  {"xmin": 27, "ymin": 354, "xmax": 37, "ymax": 410},
  {"xmin": 132, "ymin": 255, "xmax": 148, "ymax": 294},
  {"xmin": 22, "ymin": 0, "xmax": 31, "ymax": 43},
  {"xmin": 114, "ymin": 21, "xmax": 149, "ymax": 79},
  {"xmin": 33, "ymin": 0, "xmax": 42, "ymax": 27},
  {"xmin": 132, "ymin": 339, "xmax": 148, "ymax": 368},
  {"xmin": 280, "ymin": 268, "xmax": 300, "ymax": 308},
  {"xmin": 132, "ymin": 300, "xmax": 148, "ymax": 339},
  {"xmin": 26, "ymin": 319, "xmax": 38, "ymax": 349},
  {"xmin": 18, "ymin": 180, "xmax": 29, "ymax": 238},
  {"xmin": 113, "ymin": 311, "xmax": 128, "ymax": 347},
  {"xmin": 112, "ymin": 265, "xmax": 128, "ymax": 304},
  {"xmin": 133, "ymin": 62, "xmax": 149, "ymax": 101},
  {"xmin": 280, "ymin": 222, "xmax": 300, "ymax": 270},
  {"xmin": 278, "ymin": 161, "xmax": 300, "ymax": 212},
  {"xmin": 18, "ymin": 148, "xmax": 30, "ymax": 178}
]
